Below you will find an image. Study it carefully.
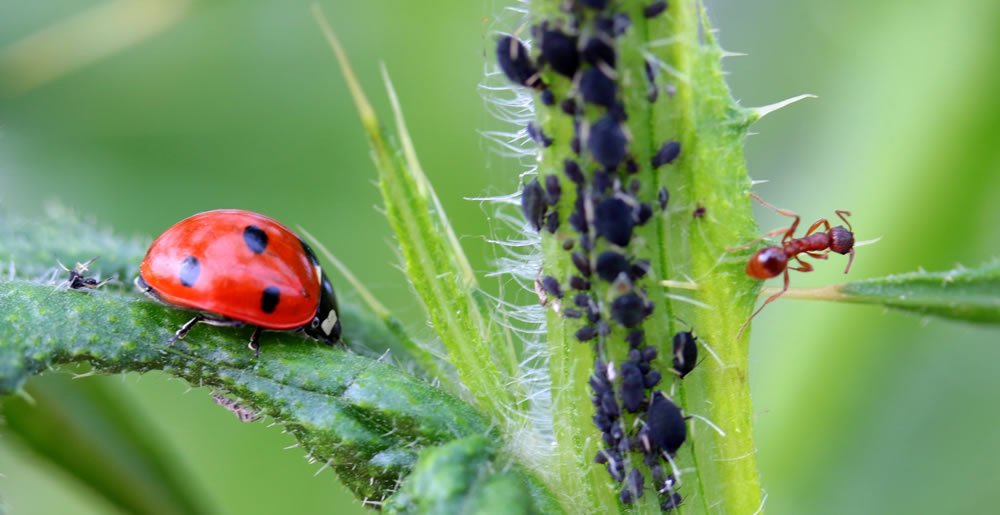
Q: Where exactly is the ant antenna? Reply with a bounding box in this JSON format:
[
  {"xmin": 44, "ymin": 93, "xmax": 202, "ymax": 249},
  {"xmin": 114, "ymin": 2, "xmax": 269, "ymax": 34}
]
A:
[{"xmin": 835, "ymin": 210, "xmax": 853, "ymax": 232}]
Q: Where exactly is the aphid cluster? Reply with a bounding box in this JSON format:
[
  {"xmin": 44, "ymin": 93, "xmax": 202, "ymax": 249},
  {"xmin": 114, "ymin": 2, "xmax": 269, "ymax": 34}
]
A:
[{"xmin": 499, "ymin": 1, "xmax": 697, "ymax": 510}]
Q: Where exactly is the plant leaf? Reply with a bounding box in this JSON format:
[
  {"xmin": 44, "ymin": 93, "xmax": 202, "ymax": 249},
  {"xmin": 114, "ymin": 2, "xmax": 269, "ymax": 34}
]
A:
[
  {"xmin": 834, "ymin": 262, "xmax": 1000, "ymax": 324},
  {"xmin": 383, "ymin": 435, "xmax": 561, "ymax": 514},
  {"xmin": 313, "ymin": 8, "xmax": 517, "ymax": 424},
  {"xmin": 0, "ymin": 279, "xmax": 493, "ymax": 500}
]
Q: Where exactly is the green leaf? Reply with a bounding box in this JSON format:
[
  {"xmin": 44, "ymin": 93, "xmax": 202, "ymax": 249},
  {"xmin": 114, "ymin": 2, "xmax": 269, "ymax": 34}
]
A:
[
  {"xmin": 313, "ymin": 8, "xmax": 518, "ymax": 425},
  {"xmin": 834, "ymin": 262, "xmax": 1000, "ymax": 323},
  {"xmin": 2, "ymin": 376, "xmax": 213, "ymax": 515},
  {"xmin": 0, "ymin": 274, "xmax": 496, "ymax": 503},
  {"xmin": 384, "ymin": 435, "xmax": 559, "ymax": 514}
]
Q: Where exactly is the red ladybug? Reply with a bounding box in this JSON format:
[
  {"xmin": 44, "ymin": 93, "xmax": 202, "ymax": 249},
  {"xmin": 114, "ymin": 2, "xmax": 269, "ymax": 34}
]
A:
[{"xmin": 136, "ymin": 209, "xmax": 342, "ymax": 354}]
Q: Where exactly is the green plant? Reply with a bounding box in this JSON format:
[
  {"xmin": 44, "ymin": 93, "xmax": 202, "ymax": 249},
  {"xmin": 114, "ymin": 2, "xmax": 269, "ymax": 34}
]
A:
[{"xmin": 2, "ymin": 1, "xmax": 999, "ymax": 514}]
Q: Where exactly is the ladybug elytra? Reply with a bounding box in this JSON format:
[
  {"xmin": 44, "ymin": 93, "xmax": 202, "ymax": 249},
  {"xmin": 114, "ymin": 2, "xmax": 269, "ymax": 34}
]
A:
[{"xmin": 136, "ymin": 209, "xmax": 342, "ymax": 353}]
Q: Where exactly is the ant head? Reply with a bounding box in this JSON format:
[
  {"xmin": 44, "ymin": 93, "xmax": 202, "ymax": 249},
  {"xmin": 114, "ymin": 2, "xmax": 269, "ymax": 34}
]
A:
[
  {"xmin": 829, "ymin": 226, "xmax": 855, "ymax": 255},
  {"xmin": 746, "ymin": 246, "xmax": 787, "ymax": 279}
]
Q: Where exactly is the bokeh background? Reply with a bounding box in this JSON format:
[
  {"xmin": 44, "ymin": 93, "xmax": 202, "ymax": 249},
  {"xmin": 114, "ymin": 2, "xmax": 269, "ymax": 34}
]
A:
[{"xmin": 1, "ymin": 0, "xmax": 999, "ymax": 514}]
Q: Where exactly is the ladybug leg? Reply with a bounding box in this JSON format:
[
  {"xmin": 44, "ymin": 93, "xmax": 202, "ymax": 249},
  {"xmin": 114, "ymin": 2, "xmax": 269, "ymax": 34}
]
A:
[
  {"xmin": 248, "ymin": 326, "xmax": 263, "ymax": 356},
  {"xmin": 170, "ymin": 314, "xmax": 206, "ymax": 344}
]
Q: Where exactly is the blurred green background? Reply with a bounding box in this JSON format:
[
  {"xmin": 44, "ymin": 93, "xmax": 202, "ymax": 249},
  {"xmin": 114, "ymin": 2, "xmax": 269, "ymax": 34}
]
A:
[{"xmin": 1, "ymin": 0, "xmax": 998, "ymax": 514}]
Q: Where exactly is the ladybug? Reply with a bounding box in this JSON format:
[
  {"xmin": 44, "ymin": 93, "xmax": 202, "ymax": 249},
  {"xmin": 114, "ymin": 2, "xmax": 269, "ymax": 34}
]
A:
[{"xmin": 135, "ymin": 209, "xmax": 342, "ymax": 354}]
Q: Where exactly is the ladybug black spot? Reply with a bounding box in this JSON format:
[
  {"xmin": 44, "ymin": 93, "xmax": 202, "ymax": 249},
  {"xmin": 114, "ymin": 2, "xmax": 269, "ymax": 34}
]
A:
[
  {"xmin": 179, "ymin": 256, "xmax": 200, "ymax": 287},
  {"xmin": 261, "ymin": 286, "xmax": 281, "ymax": 314},
  {"xmin": 244, "ymin": 225, "xmax": 269, "ymax": 254}
]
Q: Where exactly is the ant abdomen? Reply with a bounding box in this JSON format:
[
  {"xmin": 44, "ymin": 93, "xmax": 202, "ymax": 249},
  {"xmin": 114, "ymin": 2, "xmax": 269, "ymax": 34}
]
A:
[{"xmin": 746, "ymin": 246, "xmax": 787, "ymax": 279}]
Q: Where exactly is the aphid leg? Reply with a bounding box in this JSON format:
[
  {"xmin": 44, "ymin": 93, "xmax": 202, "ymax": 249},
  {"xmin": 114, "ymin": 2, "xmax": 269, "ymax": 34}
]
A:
[
  {"xmin": 749, "ymin": 193, "xmax": 800, "ymax": 241},
  {"xmin": 248, "ymin": 326, "xmax": 263, "ymax": 356},
  {"xmin": 171, "ymin": 314, "xmax": 206, "ymax": 344},
  {"xmin": 736, "ymin": 269, "xmax": 790, "ymax": 340},
  {"xmin": 836, "ymin": 210, "xmax": 853, "ymax": 231}
]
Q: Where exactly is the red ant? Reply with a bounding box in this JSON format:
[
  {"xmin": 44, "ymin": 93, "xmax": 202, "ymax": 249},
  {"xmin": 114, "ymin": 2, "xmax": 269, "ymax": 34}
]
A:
[{"xmin": 737, "ymin": 194, "xmax": 856, "ymax": 338}]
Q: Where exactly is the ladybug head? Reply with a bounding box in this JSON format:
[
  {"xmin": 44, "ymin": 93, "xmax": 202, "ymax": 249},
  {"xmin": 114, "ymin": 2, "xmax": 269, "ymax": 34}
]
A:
[{"xmin": 305, "ymin": 272, "xmax": 342, "ymax": 345}]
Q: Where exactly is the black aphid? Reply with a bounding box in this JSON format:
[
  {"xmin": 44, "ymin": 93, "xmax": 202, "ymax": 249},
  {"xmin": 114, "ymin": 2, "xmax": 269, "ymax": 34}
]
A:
[
  {"xmin": 644, "ymin": 370, "xmax": 662, "ymax": 388},
  {"xmin": 588, "ymin": 116, "xmax": 627, "ymax": 170},
  {"xmin": 573, "ymin": 292, "xmax": 591, "ymax": 308},
  {"xmin": 496, "ymin": 36, "xmax": 541, "ymax": 88},
  {"xmin": 594, "ymin": 16, "xmax": 614, "ymax": 35},
  {"xmin": 600, "ymin": 392, "xmax": 620, "ymax": 418},
  {"xmin": 652, "ymin": 140, "xmax": 682, "ymax": 168},
  {"xmin": 562, "ymin": 238, "xmax": 575, "ymax": 250},
  {"xmin": 643, "ymin": 392, "xmax": 686, "ymax": 455},
  {"xmin": 613, "ymin": 13, "xmax": 631, "ymax": 36},
  {"xmin": 569, "ymin": 275, "xmax": 591, "ymax": 291},
  {"xmin": 626, "ymin": 468, "xmax": 645, "ymax": 501},
  {"xmin": 563, "ymin": 159, "xmax": 584, "ymax": 184},
  {"xmin": 693, "ymin": 204, "xmax": 706, "ymax": 218},
  {"xmin": 564, "ymin": 307, "xmax": 582, "ymax": 319},
  {"xmin": 580, "ymin": 68, "xmax": 617, "ymax": 108},
  {"xmin": 541, "ymin": 275, "xmax": 564, "ymax": 299},
  {"xmin": 610, "ymin": 292, "xmax": 646, "ymax": 328},
  {"xmin": 672, "ymin": 331, "xmax": 698, "ymax": 378},
  {"xmin": 620, "ymin": 361, "xmax": 645, "ymax": 412},
  {"xmin": 543, "ymin": 90, "xmax": 557, "ymax": 107},
  {"xmin": 541, "ymin": 30, "xmax": 580, "ymax": 78},
  {"xmin": 595, "ymin": 250, "xmax": 631, "ymax": 282},
  {"xmin": 658, "ymin": 186, "xmax": 670, "ymax": 210},
  {"xmin": 644, "ymin": 1, "xmax": 668, "ymax": 18},
  {"xmin": 571, "ymin": 252, "xmax": 592, "ymax": 277},
  {"xmin": 594, "ymin": 197, "xmax": 635, "ymax": 246},
  {"xmin": 544, "ymin": 174, "xmax": 562, "ymax": 205},
  {"xmin": 636, "ymin": 203, "xmax": 653, "ymax": 225},
  {"xmin": 545, "ymin": 211, "xmax": 560, "ymax": 234},
  {"xmin": 579, "ymin": 233, "xmax": 593, "ymax": 252},
  {"xmin": 625, "ymin": 157, "xmax": 639, "ymax": 174},
  {"xmin": 576, "ymin": 325, "xmax": 597, "ymax": 342},
  {"xmin": 661, "ymin": 492, "xmax": 683, "ymax": 511},
  {"xmin": 527, "ymin": 122, "xmax": 553, "ymax": 147},
  {"xmin": 582, "ymin": 37, "xmax": 616, "ymax": 68},
  {"xmin": 597, "ymin": 321, "xmax": 611, "ymax": 336},
  {"xmin": 560, "ymin": 98, "xmax": 578, "ymax": 115},
  {"xmin": 580, "ymin": 0, "xmax": 610, "ymax": 9},
  {"xmin": 630, "ymin": 259, "xmax": 650, "ymax": 279},
  {"xmin": 626, "ymin": 330, "xmax": 645, "ymax": 348},
  {"xmin": 593, "ymin": 170, "xmax": 613, "ymax": 193},
  {"xmin": 521, "ymin": 178, "xmax": 546, "ymax": 231}
]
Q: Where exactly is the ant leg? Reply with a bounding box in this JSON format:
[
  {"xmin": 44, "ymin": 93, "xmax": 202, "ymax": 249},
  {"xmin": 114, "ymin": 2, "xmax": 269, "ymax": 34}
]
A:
[
  {"xmin": 171, "ymin": 314, "xmax": 205, "ymax": 343},
  {"xmin": 749, "ymin": 193, "xmax": 800, "ymax": 241},
  {"xmin": 725, "ymin": 226, "xmax": 790, "ymax": 252},
  {"xmin": 836, "ymin": 210, "xmax": 853, "ymax": 231},
  {"xmin": 248, "ymin": 326, "xmax": 263, "ymax": 356},
  {"xmin": 788, "ymin": 257, "xmax": 814, "ymax": 273},
  {"xmin": 736, "ymin": 269, "xmax": 791, "ymax": 340},
  {"xmin": 806, "ymin": 250, "xmax": 829, "ymax": 260},
  {"xmin": 803, "ymin": 218, "xmax": 831, "ymax": 237}
]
